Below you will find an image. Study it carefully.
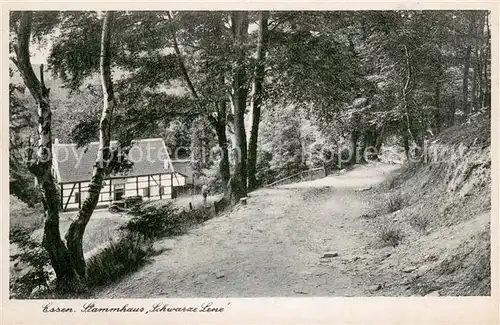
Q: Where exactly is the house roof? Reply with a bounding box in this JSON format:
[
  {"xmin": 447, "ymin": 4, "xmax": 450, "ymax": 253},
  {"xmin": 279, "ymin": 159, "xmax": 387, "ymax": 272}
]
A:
[
  {"xmin": 53, "ymin": 138, "xmax": 176, "ymax": 184},
  {"xmin": 170, "ymin": 159, "xmax": 193, "ymax": 183}
]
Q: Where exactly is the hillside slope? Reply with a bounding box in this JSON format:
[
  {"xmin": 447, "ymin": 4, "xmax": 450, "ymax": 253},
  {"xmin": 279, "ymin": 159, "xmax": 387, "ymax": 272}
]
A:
[{"xmin": 374, "ymin": 116, "xmax": 491, "ymax": 296}]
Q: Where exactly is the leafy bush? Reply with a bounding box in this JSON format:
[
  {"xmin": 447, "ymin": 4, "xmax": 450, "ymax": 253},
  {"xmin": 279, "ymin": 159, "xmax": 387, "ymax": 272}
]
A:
[
  {"xmin": 86, "ymin": 203, "xmax": 214, "ymax": 287},
  {"xmin": 10, "ymin": 195, "xmax": 44, "ymax": 233},
  {"xmin": 186, "ymin": 205, "xmax": 213, "ymax": 223},
  {"xmin": 380, "ymin": 227, "xmax": 404, "ymax": 247},
  {"xmin": 122, "ymin": 203, "xmax": 180, "ymax": 239},
  {"xmin": 122, "ymin": 202, "xmax": 214, "ymax": 239},
  {"xmin": 86, "ymin": 233, "xmax": 154, "ymax": 287},
  {"xmin": 10, "ymin": 227, "xmax": 53, "ymax": 299}
]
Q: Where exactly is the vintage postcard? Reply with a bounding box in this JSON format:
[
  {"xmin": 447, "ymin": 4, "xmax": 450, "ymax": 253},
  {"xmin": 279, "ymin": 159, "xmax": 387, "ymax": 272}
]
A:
[{"xmin": 1, "ymin": 1, "xmax": 498, "ymax": 324}]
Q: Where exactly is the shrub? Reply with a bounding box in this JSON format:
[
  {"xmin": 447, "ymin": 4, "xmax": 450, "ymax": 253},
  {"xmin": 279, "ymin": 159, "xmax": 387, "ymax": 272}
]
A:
[
  {"xmin": 122, "ymin": 203, "xmax": 181, "ymax": 239},
  {"xmin": 387, "ymin": 193, "xmax": 406, "ymax": 212},
  {"xmin": 86, "ymin": 233, "xmax": 154, "ymax": 287},
  {"xmin": 380, "ymin": 227, "xmax": 404, "ymax": 247},
  {"xmin": 122, "ymin": 203, "xmax": 214, "ymax": 239},
  {"xmin": 10, "ymin": 227, "xmax": 53, "ymax": 299},
  {"xmin": 186, "ymin": 205, "xmax": 213, "ymax": 223},
  {"xmin": 10, "ymin": 195, "xmax": 44, "ymax": 233}
]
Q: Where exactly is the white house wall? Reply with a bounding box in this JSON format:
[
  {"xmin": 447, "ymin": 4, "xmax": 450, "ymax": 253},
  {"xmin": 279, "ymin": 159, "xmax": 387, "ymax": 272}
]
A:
[
  {"xmin": 60, "ymin": 172, "xmax": 187, "ymax": 211},
  {"xmin": 172, "ymin": 173, "xmax": 186, "ymax": 186}
]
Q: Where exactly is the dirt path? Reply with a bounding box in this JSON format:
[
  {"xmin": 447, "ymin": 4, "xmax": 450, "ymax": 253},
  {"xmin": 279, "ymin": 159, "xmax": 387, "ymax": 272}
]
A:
[{"xmin": 96, "ymin": 163, "xmax": 403, "ymax": 298}]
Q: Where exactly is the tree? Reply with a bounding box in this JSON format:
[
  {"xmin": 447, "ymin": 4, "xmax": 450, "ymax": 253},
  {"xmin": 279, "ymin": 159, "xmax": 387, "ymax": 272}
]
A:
[
  {"xmin": 10, "ymin": 10, "xmax": 120, "ymax": 291},
  {"xmin": 166, "ymin": 11, "xmax": 232, "ymax": 188},
  {"xmin": 47, "ymin": 11, "xmax": 244, "ymax": 197},
  {"xmin": 247, "ymin": 11, "xmax": 269, "ymax": 191},
  {"xmin": 263, "ymin": 10, "xmax": 490, "ymax": 166},
  {"xmin": 228, "ymin": 11, "xmax": 250, "ymax": 202},
  {"xmin": 257, "ymin": 104, "xmax": 308, "ymax": 184},
  {"xmin": 65, "ymin": 11, "xmax": 117, "ymax": 279},
  {"xmin": 11, "ymin": 11, "xmax": 83, "ymax": 291}
]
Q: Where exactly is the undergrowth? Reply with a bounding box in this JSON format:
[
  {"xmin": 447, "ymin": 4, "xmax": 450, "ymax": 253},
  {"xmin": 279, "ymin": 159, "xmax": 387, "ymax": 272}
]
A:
[
  {"xmin": 9, "ymin": 227, "xmax": 53, "ymax": 299},
  {"xmin": 380, "ymin": 226, "xmax": 404, "ymax": 247},
  {"xmin": 85, "ymin": 203, "xmax": 215, "ymax": 288},
  {"xmin": 121, "ymin": 202, "xmax": 213, "ymax": 239},
  {"xmin": 86, "ymin": 233, "xmax": 154, "ymax": 287},
  {"xmin": 386, "ymin": 193, "xmax": 406, "ymax": 212}
]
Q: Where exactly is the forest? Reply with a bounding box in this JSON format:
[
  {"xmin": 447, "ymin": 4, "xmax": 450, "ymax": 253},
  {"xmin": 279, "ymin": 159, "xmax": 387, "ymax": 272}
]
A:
[{"xmin": 9, "ymin": 10, "xmax": 491, "ymax": 296}]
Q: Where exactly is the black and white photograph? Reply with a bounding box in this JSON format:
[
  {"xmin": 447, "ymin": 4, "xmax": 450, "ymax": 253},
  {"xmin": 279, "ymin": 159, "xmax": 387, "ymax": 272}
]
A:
[{"xmin": 6, "ymin": 7, "xmax": 494, "ymax": 307}]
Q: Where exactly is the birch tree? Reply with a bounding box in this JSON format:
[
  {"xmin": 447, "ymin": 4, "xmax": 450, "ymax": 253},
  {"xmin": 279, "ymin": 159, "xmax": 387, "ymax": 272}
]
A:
[
  {"xmin": 11, "ymin": 10, "xmax": 118, "ymax": 290},
  {"xmin": 65, "ymin": 11, "xmax": 116, "ymax": 278},
  {"xmin": 11, "ymin": 11, "xmax": 83, "ymax": 292}
]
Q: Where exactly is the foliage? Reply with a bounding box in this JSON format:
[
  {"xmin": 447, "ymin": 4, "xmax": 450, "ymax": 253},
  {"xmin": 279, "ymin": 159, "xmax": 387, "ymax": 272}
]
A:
[
  {"xmin": 9, "ymin": 195, "xmax": 44, "ymax": 232},
  {"xmin": 256, "ymin": 104, "xmax": 309, "ymax": 185},
  {"xmin": 379, "ymin": 226, "xmax": 404, "ymax": 247},
  {"xmin": 9, "ymin": 69, "xmax": 39, "ymax": 206},
  {"xmin": 11, "ymin": 10, "xmax": 491, "ymax": 199},
  {"xmin": 387, "ymin": 193, "xmax": 406, "ymax": 212},
  {"xmin": 190, "ymin": 116, "xmax": 216, "ymax": 175},
  {"xmin": 266, "ymin": 10, "xmax": 490, "ymax": 162},
  {"xmin": 121, "ymin": 203, "xmax": 179, "ymax": 239},
  {"xmin": 121, "ymin": 202, "xmax": 213, "ymax": 239},
  {"xmin": 10, "ymin": 227, "xmax": 53, "ymax": 299},
  {"xmin": 85, "ymin": 233, "xmax": 154, "ymax": 287},
  {"xmin": 161, "ymin": 116, "xmax": 193, "ymax": 159}
]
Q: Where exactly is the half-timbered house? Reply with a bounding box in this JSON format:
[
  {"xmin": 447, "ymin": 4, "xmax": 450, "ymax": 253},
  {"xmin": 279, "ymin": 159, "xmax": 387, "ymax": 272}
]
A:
[{"xmin": 52, "ymin": 138, "xmax": 188, "ymax": 211}]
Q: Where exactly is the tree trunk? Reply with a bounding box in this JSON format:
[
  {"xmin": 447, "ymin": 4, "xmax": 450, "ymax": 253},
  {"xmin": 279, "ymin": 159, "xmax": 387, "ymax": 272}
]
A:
[
  {"xmin": 13, "ymin": 11, "xmax": 84, "ymax": 292},
  {"xmin": 462, "ymin": 20, "xmax": 474, "ymax": 116},
  {"xmin": 477, "ymin": 12, "xmax": 486, "ymax": 109},
  {"xmin": 434, "ymin": 82, "xmax": 442, "ymax": 133},
  {"xmin": 66, "ymin": 11, "xmax": 116, "ymax": 279},
  {"xmin": 403, "ymin": 132, "xmax": 410, "ymax": 162},
  {"xmin": 215, "ymin": 98, "xmax": 231, "ymax": 187},
  {"xmin": 462, "ymin": 45, "xmax": 471, "ymax": 115},
  {"xmin": 350, "ymin": 130, "xmax": 359, "ymax": 165},
  {"xmin": 483, "ymin": 12, "xmax": 490, "ymax": 108},
  {"xmin": 375, "ymin": 123, "xmax": 384, "ymax": 154},
  {"xmin": 229, "ymin": 11, "xmax": 249, "ymax": 203},
  {"xmin": 361, "ymin": 128, "xmax": 379, "ymax": 161},
  {"xmin": 247, "ymin": 11, "xmax": 269, "ymax": 191},
  {"xmin": 402, "ymin": 44, "xmax": 415, "ymax": 162},
  {"xmin": 471, "ymin": 29, "xmax": 478, "ymax": 112},
  {"xmin": 168, "ymin": 13, "xmax": 232, "ymax": 193}
]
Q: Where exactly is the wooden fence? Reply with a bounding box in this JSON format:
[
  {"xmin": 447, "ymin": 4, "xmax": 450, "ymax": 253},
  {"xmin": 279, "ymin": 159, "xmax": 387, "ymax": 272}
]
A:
[{"xmin": 264, "ymin": 167, "xmax": 326, "ymax": 188}]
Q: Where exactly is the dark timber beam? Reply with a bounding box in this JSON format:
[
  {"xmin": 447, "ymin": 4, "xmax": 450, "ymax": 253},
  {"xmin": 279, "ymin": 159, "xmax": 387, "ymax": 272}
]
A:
[
  {"xmin": 109, "ymin": 178, "xmax": 112, "ymax": 202},
  {"xmin": 159, "ymin": 174, "xmax": 162, "ymax": 199},
  {"xmin": 60, "ymin": 183, "xmax": 64, "ymax": 210},
  {"xmin": 78, "ymin": 182, "xmax": 81, "ymax": 209},
  {"xmin": 147, "ymin": 175, "xmax": 151, "ymax": 198},
  {"xmin": 64, "ymin": 182, "xmax": 77, "ymax": 211},
  {"xmin": 170, "ymin": 172, "xmax": 173, "ymax": 199}
]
